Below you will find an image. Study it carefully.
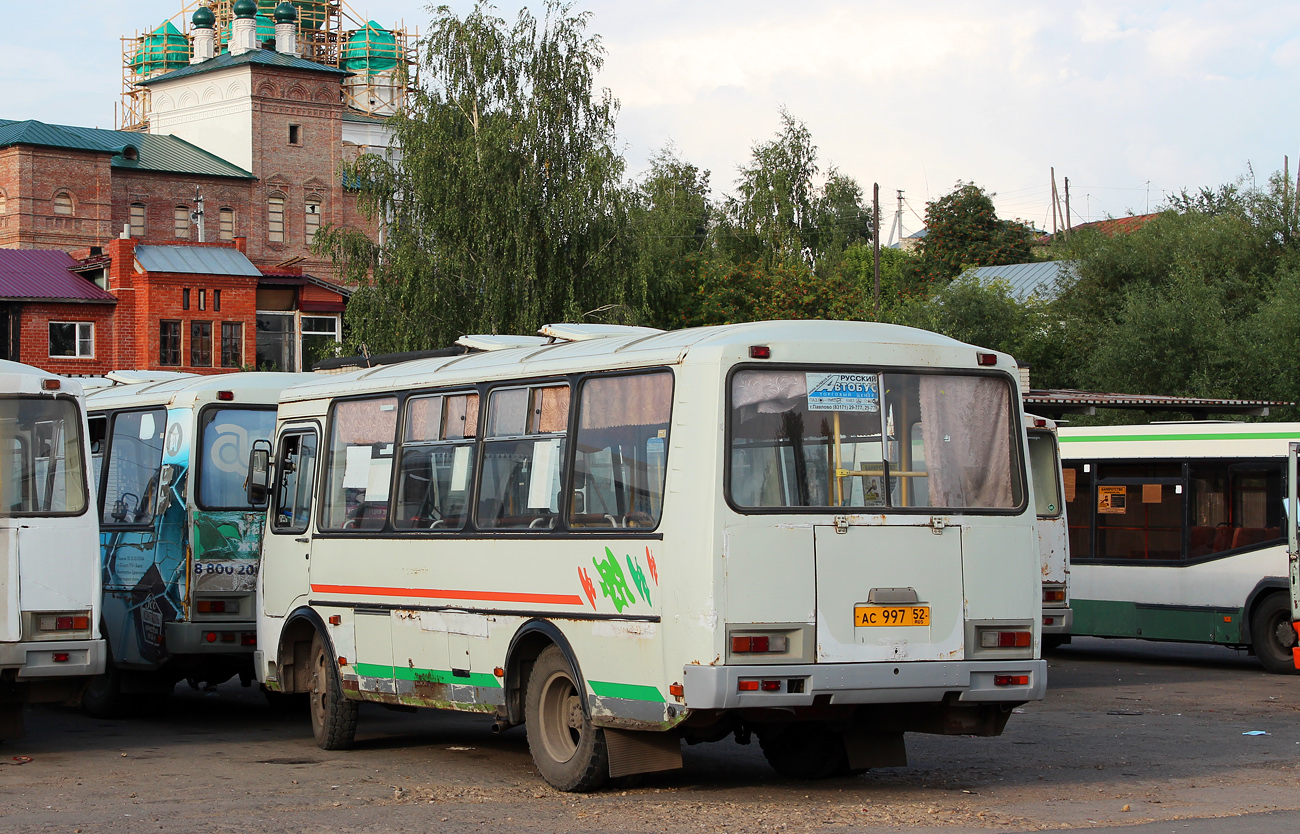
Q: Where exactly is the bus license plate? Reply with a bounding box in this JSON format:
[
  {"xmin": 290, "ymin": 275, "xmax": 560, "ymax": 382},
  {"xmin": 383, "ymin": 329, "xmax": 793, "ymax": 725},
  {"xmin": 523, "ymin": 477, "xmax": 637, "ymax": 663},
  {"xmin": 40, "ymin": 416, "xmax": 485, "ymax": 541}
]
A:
[{"xmin": 854, "ymin": 605, "xmax": 930, "ymax": 627}]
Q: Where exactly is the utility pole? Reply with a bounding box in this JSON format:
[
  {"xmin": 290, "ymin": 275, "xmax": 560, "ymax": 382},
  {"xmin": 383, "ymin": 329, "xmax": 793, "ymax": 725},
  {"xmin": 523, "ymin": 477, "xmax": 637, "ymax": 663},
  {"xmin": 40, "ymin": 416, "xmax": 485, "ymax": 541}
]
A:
[
  {"xmin": 888, "ymin": 189, "xmax": 904, "ymax": 247},
  {"xmin": 192, "ymin": 188, "xmax": 206, "ymax": 243},
  {"xmin": 1050, "ymin": 167, "xmax": 1058, "ymax": 236},
  {"xmin": 873, "ymin": 182, "xmax": 881, "ymax": 318},
  {"xmin": 1064, "ymin": 177, "xmax": 1072, "ymax": 234}
]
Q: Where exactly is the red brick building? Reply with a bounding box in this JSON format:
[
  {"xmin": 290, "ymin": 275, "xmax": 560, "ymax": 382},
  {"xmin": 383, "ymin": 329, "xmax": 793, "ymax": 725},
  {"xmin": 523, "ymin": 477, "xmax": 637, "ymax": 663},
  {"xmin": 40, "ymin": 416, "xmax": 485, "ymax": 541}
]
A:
[
  {"xmin": 0, "ymin": 3, "xmax": 387, "ymax": 373},
  {"xmin": 0, "ymin": 240, "xmax": 347, "ymax": 374}
]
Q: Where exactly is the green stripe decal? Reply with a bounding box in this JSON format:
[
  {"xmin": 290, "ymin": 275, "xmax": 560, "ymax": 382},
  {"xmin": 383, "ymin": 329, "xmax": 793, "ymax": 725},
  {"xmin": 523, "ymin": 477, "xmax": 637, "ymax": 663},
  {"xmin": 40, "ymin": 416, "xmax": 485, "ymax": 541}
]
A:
[
  {"xmin": 1060, "ymin": 431, "xmax": 1300, "ymax": 444},
  {"xmin": 588, "ymin": 680, "xmax": 665, "ymax": 702},
  {"xmin": 351, "ymin": 663, "xmax": 501, "ymax": 689}
]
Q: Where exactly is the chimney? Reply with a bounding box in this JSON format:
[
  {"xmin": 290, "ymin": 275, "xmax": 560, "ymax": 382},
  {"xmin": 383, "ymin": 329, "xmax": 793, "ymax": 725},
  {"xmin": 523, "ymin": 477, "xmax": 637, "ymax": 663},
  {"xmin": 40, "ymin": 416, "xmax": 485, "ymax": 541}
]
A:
[
  {"xmin": 273, "ymin": 2, "xmax": 299, "ymax": 57},
  {"xmin": 190, "ymin": 3, "xmax": 216, "ymax": 63},
  {"xmin": 230, "ymin": 0, "xmax": 259, "ymax": 56}
]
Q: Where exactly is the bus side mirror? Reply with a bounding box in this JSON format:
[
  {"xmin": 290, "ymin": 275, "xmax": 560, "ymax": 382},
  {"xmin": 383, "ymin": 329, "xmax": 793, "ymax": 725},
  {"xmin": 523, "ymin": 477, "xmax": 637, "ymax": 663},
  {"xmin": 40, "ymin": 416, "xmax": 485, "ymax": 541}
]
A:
[{"xmin": 247, "ymin": 440, "xmax": 272, "ymax": 506}]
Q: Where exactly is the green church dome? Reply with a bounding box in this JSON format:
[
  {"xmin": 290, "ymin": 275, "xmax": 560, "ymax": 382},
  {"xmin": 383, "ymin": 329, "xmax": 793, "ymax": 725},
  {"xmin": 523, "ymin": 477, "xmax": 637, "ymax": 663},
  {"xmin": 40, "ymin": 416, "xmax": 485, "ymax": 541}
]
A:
[
  {"xmin": 232, "ymin": 0, "xmax": 258, "ymax": 19},
  {"xmin": 191, "ymin": 5, "xmax": 215, "ymax": 29},
  {"xmin": 130, "ymin": 21, "xmax": 190, "ymax": 77},
  {"xmin": 340, "ymin": 21, "xmax": 399, "ymax": 74},
  {"xmin": 273, "ymin": 2, "xmax": 298, "ymax": 24}
]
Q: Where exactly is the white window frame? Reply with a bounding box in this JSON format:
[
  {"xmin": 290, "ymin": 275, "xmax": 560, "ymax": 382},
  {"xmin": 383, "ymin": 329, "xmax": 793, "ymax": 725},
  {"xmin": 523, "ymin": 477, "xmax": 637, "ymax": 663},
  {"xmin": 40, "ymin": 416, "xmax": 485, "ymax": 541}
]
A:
[{"xmin": 48, "ymin": 321, "xmax": 94, "ymax": 358}]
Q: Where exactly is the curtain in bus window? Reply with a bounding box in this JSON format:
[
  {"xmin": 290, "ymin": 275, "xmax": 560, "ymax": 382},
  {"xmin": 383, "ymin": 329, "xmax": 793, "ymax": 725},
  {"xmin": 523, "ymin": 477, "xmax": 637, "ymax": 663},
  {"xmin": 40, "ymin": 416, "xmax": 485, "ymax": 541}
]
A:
[
  {"xmin": 102, "ymin": 409, "xmax": 165, "ymax": 525},
  {"xmin": 199, "ymin": 408, "xmax": 277, "ymax": 508},
  {"xmin": 569, "ymin": 372, "xmax": 673, "ymax": 528},
  {"xmin": 916, "ymin": 375, "xmax": 1017, "ymax": 508},
  {"xmin": 0, "ymin": 397, "xmax": 87, "ymax": 515},
  {"xmin": 323, "ymin": 397, "xmax": 397, "ymax": 530}
]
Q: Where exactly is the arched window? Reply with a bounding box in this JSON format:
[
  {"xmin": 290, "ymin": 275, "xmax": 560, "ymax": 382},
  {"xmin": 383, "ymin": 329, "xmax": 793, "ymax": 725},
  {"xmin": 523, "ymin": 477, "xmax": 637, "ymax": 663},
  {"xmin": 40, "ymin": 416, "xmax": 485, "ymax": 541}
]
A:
[
  {"xmin": 304, "ymin": 197, "xmax": 321, "ymax": 243},
  {"xmin": 219, "ymin": 207, "xmax": 235, "ymax": 241},
  {"xmin": 53, "ymin": 192, "xmax": 73, "ymax": 215},
  {"xmin": 174, "ymin": 206, "xmax": 191, "ymax": 239},
  {"xmin": 0, "ymin": 190, "xmax": 7, "ymax": 214},
  {"xmin": 267, "ymin": 194, "xmax": 285, "ymax": 243},
  {"xmin": 130, "ymin": 203, "xmax": 146, "ymax": 237}
]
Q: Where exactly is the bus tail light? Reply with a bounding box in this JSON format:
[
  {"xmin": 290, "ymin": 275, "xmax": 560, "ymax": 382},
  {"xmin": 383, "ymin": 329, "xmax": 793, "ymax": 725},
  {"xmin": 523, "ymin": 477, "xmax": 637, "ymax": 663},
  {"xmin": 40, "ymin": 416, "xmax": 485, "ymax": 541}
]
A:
[
  {"xmin": 737, "ymin": 679, "xmax": 759, "ymax": 692},
  {"xmin": 196, "ymin": 599, "xmax": 238, "ymax": 614},
  {"xmin": 217, "ymin": 390, "xmax": 234, "ymax": 401},
  {"xmin": 760, "ymin": 680, "xmax": 782, "ymax": 692},
  {"xmin": 1042, "ymin": 587, "xmax": 1066, "ymax": 603},
  {"xmin": 52, "ymin": 652, "xmax": 70, "ymax": 663},
  {"xmin": 994, "ymin": 674, "xmax": 1029, "ymax": 687},
  {"xmin": 976, "ymin": 352, "xmax": 998, "ymax": 366},
  {"xmin": 38, "ymin": 612, "xmax": 91, "ymax": 633},
  {"xmin": 241, "ymin": 633, "xmax": 257, "ymax": 647},
  {"xmin": 749, "ymin": 346, "xmax": 771, "ymax": 359},
  {"xmin": 41, "ymin": 378, "xmax": 61, "ymax": 390},
  {"xmin": 731, "ymin": 634, "xmax": 789, "ymax": 654},
  {"xmin": 980, "ymin": 630, "xmax": 1031, "ymax": 648}
]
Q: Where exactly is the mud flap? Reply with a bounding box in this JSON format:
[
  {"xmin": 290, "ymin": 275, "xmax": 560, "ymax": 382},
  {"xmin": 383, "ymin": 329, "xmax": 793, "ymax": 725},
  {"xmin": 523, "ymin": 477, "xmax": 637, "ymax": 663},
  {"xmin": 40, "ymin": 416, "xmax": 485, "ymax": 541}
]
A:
[
  {"xmin": 604, "ymin": 728, "xmax": 682, "ymax": 778},
  {"xmin": 844, "ymin": 728, "xmax": 906, "ymax": 769}
]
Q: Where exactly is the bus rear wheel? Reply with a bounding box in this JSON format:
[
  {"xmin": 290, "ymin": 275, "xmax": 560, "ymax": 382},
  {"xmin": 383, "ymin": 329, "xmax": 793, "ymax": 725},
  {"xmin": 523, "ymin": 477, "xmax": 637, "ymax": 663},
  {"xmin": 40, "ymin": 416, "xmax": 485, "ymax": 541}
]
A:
[
  {"xmin": 309, "ymin": 631, "xmax": 358, "ymax": 749},
  {"xmin": 81, "ymin": 660, "xmax": 128, "ymax": 719},
  {"xmin": 525, "ymin": 645, "xmax": 608, "ymax": 792},
  {"xmin": 1250, "ymin": 594, "xmax": 1300, "ymax": 675},
  {"xmin": 758, "ymin": 723, "xmax": 850, "ymax": 780}
]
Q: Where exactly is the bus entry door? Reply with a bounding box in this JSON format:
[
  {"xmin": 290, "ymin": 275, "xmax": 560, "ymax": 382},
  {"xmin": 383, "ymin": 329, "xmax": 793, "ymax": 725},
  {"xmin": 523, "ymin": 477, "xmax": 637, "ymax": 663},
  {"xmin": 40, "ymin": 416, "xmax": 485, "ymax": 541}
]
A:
[{"xmin": 813, "ymin": 522, "xmax": 964, "ymax": 663}]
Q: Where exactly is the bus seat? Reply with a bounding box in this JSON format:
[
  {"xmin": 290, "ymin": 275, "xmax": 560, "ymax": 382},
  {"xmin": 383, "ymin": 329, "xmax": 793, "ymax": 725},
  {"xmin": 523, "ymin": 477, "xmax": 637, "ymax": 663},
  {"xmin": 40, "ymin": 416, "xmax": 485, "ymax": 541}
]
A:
[
  {"xmin": 1211, "ymin": 526, "xmax": 1234, "ymax": 554},
  {"xmin": 1189, "ymin": 526, "xmax": 1215, "ymax": 557},
  {"xmin": 1231, "ymin": 527, "xmax": 1268, "ymax": 551}
]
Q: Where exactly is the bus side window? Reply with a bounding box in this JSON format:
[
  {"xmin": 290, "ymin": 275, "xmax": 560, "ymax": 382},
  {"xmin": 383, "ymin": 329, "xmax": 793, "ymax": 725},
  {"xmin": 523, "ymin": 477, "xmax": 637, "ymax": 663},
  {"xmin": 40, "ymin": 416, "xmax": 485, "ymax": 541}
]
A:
[
  {"xmin": 273, "ymin": 432, "xmax": 318, "ymax": 534},
  {"xmin": 568, "ymin": 372, "xmax": 673, "ymax": 529},
  {"xmin": 322, "ymin": 398, "xmax": 397, "ymax": 531},
  {"xmin": 88, "ymin": 415, "xmax": 107, "ymax": 489},
  {"xmin": 393, "ymin": 392, "xmax": 477, "ymax": 530},
  {"xmin": 1064, "ymin": 463, "xmax": 1092, "ymax": 559},
  {"xmin": 477, "ymin": 384, "xmax": 568, "ymax": 530}
]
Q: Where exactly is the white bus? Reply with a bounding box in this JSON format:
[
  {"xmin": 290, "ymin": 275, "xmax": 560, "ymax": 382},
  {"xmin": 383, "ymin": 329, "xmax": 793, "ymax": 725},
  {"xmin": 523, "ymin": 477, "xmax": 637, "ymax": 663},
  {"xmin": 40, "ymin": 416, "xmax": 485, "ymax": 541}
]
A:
[
  {"xmin": 1026, "ymin": 415, "xmax": 1071, "ymax": 647},
  {"xmin": 82, "ymin": 372, "xmax": 309, "ymax": 714},
  {"xmin": 1, "ymin": 361, "xmax": 105, "ymax": 740},
  {"xmin": 1060, "ymin": 422, "xmax": 1299, "ymax": 674},
  {"xmin": 1288, "ymin": 443, "xmax": 1300, "ymax": 672},
  {"xmin": 255, "ymin": 320, "xmax": 1046, "ymax": 791}
]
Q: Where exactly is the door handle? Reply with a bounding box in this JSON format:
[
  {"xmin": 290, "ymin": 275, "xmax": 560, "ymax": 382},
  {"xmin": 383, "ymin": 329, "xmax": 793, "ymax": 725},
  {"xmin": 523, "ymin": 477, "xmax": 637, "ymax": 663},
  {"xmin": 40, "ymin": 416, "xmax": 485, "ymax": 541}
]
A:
[{"xmin": 295, "ymin": 537, "xmax": 310, "ymax": 543}]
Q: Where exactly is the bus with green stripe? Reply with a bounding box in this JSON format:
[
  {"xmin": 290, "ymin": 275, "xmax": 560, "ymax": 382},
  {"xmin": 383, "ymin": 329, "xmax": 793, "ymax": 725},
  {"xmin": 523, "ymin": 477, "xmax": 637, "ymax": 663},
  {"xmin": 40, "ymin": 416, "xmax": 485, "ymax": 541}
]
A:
[
  {"xmin": 253, "ymin": 320, "xmax": 1047, "ymax": 791},
  {"xmin": 1059, "ymin": 422, "xmax": 1299, "ymax": 673}
]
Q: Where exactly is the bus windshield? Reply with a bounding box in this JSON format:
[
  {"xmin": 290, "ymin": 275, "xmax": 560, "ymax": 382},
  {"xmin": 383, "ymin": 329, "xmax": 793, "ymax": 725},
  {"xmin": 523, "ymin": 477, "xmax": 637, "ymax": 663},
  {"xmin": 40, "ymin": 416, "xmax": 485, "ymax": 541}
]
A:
[
  {"xmin": 1, "ymin": 396, "xmax": 87, "ymax": 516},
  {"xmin": 198, "ymin": 407, "xmax": 278, "ymax": 509},
  {"xmin": 729, "ymin": 369, "xmax": 1023, "ymax": 511}
]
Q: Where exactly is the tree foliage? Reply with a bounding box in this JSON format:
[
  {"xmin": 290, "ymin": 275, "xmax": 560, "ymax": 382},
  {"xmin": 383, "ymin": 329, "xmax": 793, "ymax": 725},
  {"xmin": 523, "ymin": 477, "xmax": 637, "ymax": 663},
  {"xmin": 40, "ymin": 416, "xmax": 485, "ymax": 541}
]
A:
[
  {"xmin": 316, "ymin": 1, "xmax": 632, "ymax": 352},
  {"xmin": 910, "ymin": 182, "xmax": 1034, "ymax": 287}
]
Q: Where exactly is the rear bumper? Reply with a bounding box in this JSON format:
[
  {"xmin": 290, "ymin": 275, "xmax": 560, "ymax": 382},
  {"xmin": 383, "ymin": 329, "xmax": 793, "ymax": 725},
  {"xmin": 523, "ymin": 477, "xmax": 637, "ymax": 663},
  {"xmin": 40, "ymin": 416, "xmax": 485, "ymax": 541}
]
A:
[
  {"xmin": 1042, "ymin": 606, "xmax": 1073, "ymax": 635},
  {"xmin": 164, "ymin": 621, "xmax": 257, "ymax": 654},
  {"xmin": 0, "ymin": 639, "xmax": 105, "ymax": 679},
  {"xmin": 682, "ymin": 659, "xmax": 1046, "ymax": 710}
]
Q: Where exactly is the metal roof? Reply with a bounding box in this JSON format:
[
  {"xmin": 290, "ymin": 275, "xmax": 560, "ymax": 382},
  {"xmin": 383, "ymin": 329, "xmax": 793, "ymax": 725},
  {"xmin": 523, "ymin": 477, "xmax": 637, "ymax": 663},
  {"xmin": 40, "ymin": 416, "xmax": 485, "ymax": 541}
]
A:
[
  {"xmin": 960, "ymin": 261, "xmax": 1077, "ymax": 302},
  {"xmin": 1025, "ymin": 389, "xmax": 1291, "ymax": 419},
  {"xmin": 140, "ymin": 49, "xmax": 349, "ymax": 86},
  {"xmin": 0, "ymin": 250, "xmax": 117, "ymax": 303},
  {"xmin": 135, "ymin": 245, "xmax": 262, "ymax": 276},
  {"xmin": 85, "ymin": 371, "xmax": 315, "ymax": 411},
  {"xmin": 0, "ymin": 119, "xmax": 253, "ymax": 180}
]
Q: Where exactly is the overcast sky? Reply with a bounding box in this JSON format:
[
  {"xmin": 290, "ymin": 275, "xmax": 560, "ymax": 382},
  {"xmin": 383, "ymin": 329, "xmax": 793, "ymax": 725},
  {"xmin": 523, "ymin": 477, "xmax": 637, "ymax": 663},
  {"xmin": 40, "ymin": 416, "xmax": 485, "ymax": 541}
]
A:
[{"xmin": 11, "ymin": 1, "xmax": 1300, "ymax": 239}]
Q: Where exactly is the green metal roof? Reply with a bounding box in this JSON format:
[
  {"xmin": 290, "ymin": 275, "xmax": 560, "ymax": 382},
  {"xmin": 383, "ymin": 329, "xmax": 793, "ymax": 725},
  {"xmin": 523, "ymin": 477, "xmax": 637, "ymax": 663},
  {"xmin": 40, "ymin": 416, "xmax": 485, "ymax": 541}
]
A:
[
  {"xmin": 140, "ymin": 48, "xmax": 348, "ymax": 86},
  {"xmin": 0, "ymin": 119, "xmax": 254, "ymax": 180}
]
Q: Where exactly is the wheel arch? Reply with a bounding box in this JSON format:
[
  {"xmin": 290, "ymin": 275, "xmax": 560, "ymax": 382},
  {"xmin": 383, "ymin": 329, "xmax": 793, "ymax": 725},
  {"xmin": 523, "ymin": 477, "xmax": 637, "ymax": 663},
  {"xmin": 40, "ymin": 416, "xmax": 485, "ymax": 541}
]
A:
[
  {"xmin": 503, "ymin": 619, "xmax": 587, "ymax": 726},
  {"xmin": 1242, "ymin": 578, "xmax": 1289, "ymax": 644},
  {"xmin": 276, "ymin": 606, "xmax": 330, "ymax": 694}
]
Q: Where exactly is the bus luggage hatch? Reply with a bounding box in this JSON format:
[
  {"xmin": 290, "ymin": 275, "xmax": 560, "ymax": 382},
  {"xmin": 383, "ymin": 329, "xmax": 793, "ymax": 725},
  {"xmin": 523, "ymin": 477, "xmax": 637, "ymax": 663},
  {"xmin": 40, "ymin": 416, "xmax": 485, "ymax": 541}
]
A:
[{"xmin": 813, "ymin": 522, "xmax": 964, "ymax": 664}]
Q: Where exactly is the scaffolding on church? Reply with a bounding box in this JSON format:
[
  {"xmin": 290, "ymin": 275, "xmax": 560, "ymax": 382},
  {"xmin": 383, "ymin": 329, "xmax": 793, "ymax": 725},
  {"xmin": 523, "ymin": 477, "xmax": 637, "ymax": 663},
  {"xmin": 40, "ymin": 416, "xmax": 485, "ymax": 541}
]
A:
[{"xmin": 117, "ymin": 0, "xmax": 418, "ymax": 131}]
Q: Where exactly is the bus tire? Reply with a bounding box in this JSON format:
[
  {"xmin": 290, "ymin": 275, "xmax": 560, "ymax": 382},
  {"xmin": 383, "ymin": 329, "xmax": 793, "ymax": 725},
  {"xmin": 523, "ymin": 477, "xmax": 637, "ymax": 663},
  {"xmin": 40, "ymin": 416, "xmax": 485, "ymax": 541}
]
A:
[
  {"xmin": 758, "ymin": 723, "xmax": 849, "ymax": 780},
  {"xmin": 309, "ymin": 631, "xmax": 358, "ymax": 749},
  {"xmin": 525, "ymin": 645, "xmax": 608, "ymax": 792},
  {"xmin": 81, "ymin": 660, "xmax": 128, "ymax": 719},
  {"xmin": 1249, "ymin": 594, "xmax": 1300, "ymax": 675}
]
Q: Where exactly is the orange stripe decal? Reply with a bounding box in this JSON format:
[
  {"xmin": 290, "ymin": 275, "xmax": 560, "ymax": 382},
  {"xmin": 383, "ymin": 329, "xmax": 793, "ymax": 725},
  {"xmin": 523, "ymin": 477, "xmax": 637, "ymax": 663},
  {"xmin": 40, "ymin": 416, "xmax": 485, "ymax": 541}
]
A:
[{"xmin": 311, "ymin": 584, "xmax": 584, "ymax": 606}]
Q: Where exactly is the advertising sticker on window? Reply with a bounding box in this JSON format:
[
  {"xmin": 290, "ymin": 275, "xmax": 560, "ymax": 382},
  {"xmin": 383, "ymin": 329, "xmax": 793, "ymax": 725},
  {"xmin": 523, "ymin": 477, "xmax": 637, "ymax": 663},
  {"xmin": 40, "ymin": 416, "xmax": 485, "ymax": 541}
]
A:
[
  {"xmin": 805, "ymin": 373, "xmax": 880, "ymax": 412},
  {"xmin": 1098, "ymin": 485, "xmax": 1127, "ymax": 514}
]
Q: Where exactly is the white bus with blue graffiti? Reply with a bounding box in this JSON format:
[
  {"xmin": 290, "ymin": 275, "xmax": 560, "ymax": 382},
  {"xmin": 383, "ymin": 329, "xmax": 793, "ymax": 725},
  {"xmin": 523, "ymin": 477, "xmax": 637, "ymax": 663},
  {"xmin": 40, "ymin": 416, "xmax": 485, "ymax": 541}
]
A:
[
  {"xmin": 83, "ymin": 372, "xmax": 309, "ymax": 714},
  {"xmin": 1061, "ymin": 422, "xmax": 1300, "ymax": 674},
  {"xmin": 1, "ymin": 361, "xmax": 105, "ymax": 740},
  {"xmin": 254, "ymin": 321, "xmax": 1046, "ymax": 791}
]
